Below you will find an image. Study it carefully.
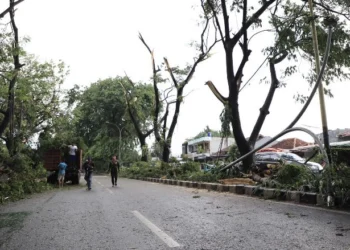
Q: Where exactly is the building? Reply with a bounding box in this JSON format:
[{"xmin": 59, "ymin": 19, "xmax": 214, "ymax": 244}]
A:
[
  {"xmin": 270, "ymin": 137, "xmax": 311, "ymax": 150},
  {"xmin": 317, "ymin": 128, "xmax": 350, "ymax": 143},
  {"xmin": 182, "ymin": 136, "xmax": 235, "ymax": 161}
]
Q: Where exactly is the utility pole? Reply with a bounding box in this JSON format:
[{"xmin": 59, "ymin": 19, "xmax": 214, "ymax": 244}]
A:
[
  {"xmin": 116, "ymin": 125, "xmax": 125, "ymax": 166},
  {"xmin": 107, "ymin": 121, "xmax": 125, "ymax": 165},
  {"xmin": 307, "ymin": 0, "xmax": 332, "ymax": 165}
]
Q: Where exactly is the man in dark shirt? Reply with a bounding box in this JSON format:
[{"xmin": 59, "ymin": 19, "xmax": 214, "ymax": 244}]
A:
[
  {"xmin": 83, "ymin": 157, "xmax": 94, "ymax": 190},
  {"xmin": 108, "ymin": 155, "xmax": 120, "ymax": 187}
]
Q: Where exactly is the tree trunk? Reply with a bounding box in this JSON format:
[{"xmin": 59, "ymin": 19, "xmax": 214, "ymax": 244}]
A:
[
  {"xmin": 224, "ymin": 44, "xmax": 252, "ymax": 172},
  {"xmin": 229, "ymin": 98, "xmax": 253, "ymax": 172},
  {"xmin": 139, "ymin": 136, "xmax": 148, "ymax": 162},
  {"xmin": 162, "ymin": 87, "xmax": 184, "ymax": 163},
  {"xmin": 248, "ymin": 62, "xmax": 279, "ymax": 148},
  {"xmin": 162, "ymin": 143, "xmax": 170, "ymax": 163},
  {"xmin": 0, "ymin": 111, "xmax": 9, "ymax": 138}
]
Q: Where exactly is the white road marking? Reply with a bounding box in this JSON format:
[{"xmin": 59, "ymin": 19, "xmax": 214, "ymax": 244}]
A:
[
  {"xmin": 132, "ymin": 210, "xmax": 180, "ymax": 248},
  {"xmin": 107, "ymin": 189, "xmax": 113, "ymax": 194}
]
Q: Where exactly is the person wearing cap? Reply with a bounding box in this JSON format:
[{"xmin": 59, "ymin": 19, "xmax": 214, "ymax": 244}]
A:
[
  {"xmin": 107, "ymin": 155, "xmax": 120, "ymax": 187},
  {"xmin": 83, "ymin": 157, "xmax": 94, "ymax": 190}
]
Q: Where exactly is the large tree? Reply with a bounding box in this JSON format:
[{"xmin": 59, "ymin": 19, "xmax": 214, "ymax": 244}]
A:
[
  {"xmin": 137, "ymin": 0, "xmax": 220, "ymax": 162},
  {"xmin": 203, "ymin": 0, "xmax": 350, "ymax": 171},
  {"xmin": 120, "ymin": 76, "xmax": 158, "ymax": 161},
  {"xmin": 2, "ymin": 55, "xmax": 68, "ymax": 154},
  {"xmin": 0, "ymin": 0, "xmax": 25, "ymax": 151},
  {"xmin": 74, "ymin": 77, "xmax": 155, "ymax": 161}
]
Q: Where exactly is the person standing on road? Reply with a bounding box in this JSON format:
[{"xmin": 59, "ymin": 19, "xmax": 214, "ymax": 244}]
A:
[
  {"xmin": 83, "ymin": 157, "xmax": 94, "ymax": 190},
  {"xmin": 68, "ymin": 144, "xmax": 78, "ymax": 168},
  {"xmin": 57, "ymin": 159, "xmax": 67, "ymax": 188},
  {"xmin": 108, "ymin": 155, "xmax": 120, "ymax": 187}
]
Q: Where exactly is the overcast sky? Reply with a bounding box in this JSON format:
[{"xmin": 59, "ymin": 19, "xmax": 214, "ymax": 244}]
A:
[{"xmin": 4, "ymin": 0, "xmax": 350, "ymax": 156}]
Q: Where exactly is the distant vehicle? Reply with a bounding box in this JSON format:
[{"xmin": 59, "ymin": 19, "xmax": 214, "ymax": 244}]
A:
[{"xmin": 255, "ymin": 152, "xmax": 323, "ymax": 173}]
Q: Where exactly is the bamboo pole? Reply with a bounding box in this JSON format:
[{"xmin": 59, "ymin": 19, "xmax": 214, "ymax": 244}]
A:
[{"xmin": 307, "ymin": 0, "xmax": 332, "ymax": 166}]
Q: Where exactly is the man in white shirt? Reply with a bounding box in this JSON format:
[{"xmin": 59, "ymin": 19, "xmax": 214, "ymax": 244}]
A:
[{"xmin": 68, "ymin": 144, "xmax": 78, "ymax": 168}]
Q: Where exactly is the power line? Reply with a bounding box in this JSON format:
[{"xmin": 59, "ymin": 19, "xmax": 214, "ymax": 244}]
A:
[{"xmin": 239, "ymin": 56, "xmax": 269, "ymax": 92}]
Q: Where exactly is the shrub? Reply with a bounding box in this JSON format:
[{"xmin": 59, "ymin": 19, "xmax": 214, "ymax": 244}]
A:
[
  {"xmin": 120, "ymin": 160, "xmax": 215, "ymax": 181},
  {"xmin": 183, "ymin": 171, "xmax": 219, "ymax": 183},
  {"xmin": 275, "ymin": 164, "xmax": 315, "ymax": 191},
  {"xmin": 319, "ymin": 165, "xmax": 350, "ymax": 207},
  {"xmin": 0, "ymin": 161, "xmax": 51, "ymax": 203},
  {"xmin": 179, "ymin": 161, "xmax": 200, "ymax": 174}
]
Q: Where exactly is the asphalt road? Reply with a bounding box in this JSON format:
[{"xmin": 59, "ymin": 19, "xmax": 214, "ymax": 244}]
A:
[{"xmin": 1, "ymin": 176, "xmax": 350, "ymax": 250}]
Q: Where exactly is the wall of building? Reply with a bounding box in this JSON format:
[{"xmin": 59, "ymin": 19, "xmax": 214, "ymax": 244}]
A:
[
  {"xmin": 209, "ymin": 137, "xmax": 235, "ymax": 154},
  {"xmin": 182, "ymin": 136, "xmax": 236, "ymax": 159}
]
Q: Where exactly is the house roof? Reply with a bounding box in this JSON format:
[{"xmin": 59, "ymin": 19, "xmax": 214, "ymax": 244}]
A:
[
  {"xmin": 211, "ymin": 136, "xmax": 279, "ymax": 155},
  {"xmin": 338, "ymin": 132, "xmax": 350, "ymax": 139},
  {"xmin": 317, "ymin": 128, "xmax": 350, "ymax": 143},
  {"xmin": 270, "ymin": 138, "xmax": 310, "ymax": 149},
  {"xmin": 254, "ymin": 136, "xmax": 278, "ymax": 149}
]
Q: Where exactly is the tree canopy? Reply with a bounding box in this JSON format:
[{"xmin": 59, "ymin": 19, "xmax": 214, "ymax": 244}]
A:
[
  {"xmin": 72, "ymin": 76, "xmax": 155, "ymax": 162},
  {"xmin": 203, "ymin": 0, "xmax": 350, "ymax": 171}
]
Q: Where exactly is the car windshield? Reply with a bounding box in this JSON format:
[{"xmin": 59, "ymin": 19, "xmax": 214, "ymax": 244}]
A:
[{"xmin": 281, "ymin": 153, "xmax": 304, "ymax": 162}]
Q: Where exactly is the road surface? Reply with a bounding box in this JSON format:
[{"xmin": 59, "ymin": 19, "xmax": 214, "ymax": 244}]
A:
[{"xmin": 1, "ymin": 176, "xmax": 350, "ymax": 250}]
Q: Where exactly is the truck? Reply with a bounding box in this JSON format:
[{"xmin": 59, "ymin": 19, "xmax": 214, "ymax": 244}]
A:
[{"xmin": 44, "ymin": 148, "xmax": 83, "ymax": 185}]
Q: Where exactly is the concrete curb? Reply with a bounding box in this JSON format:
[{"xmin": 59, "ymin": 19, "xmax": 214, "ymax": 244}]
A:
[{"xmin": 132, "ymin": 177, "xmax": 329, "ymax": 207}]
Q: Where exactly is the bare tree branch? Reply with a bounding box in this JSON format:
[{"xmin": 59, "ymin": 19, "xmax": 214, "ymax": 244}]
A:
[
  {"xmin": 235, "ymin": 0, "xmax": 251, "ymax": 90},
  {"xmin": 313, "ymin": 0, "xmax": 350, "ymax": 21},
  {"xmin": 221, "ymin": 0, "xmax": 230, "ymax": 41},
  {"xmin": 145, "ymin": 128, "xmax": 155, "ymax": 138},
  {"xmin": 124, "ymin": 71, "xmax": 135, "ymax": 87},
  {"xmin": 200, "ymin": 1, "xmax": 210, "ymax": 54},
  {"xmin": 160, "ymin": 85, "xmax": 175, "ymax": 102},
  {"xmin": 230, "ymin": 0, "xmax": 276, "ymax": 48},
  {"xmin": 248, "ymin": 60, "xmax": 280, "ymax": 147},
  {"xmin": 139, "ymin": 33, "xmax": 163, "ymax": 143},
  {"xmin": 205, "ymin": 80, "xmax": 228, "ymax": 104},
  {"xmin": 0, "ymin": 0, "xmax": 24, "ymax": 19},
  {"xmin": 207, "ymin": 0, "xmax": 225, "ymax": 46},
  {"xmin": 164, "ymin": 58, "xmax": 178, "ymax": 87}
]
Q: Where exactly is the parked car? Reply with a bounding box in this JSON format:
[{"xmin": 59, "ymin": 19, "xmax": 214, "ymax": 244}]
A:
[{"xmin": 254, "ymin": 152, "xmax": 323, "ymax": 173}]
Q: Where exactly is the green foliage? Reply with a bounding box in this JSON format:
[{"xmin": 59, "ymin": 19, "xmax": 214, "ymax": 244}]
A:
[
  {"xmin": 228, "ymin": 144, "xmax": 240, "ymax": 161},
  {"xmin": 120, "ymin": 161, "xmax": 167, "ymax": 179},
  {"xmin": 219, "ymin": 105, "xmax": 233, "ymax": 138},
  {"xmin": 0, "ymin": 154, "xmax": 51, "ymax": 203},
  {"xmin": 150, "ymin": 141, "xmax": 163, "ymax": 158},
  {"xmin": 120, "ymin": 160, "xmax": 220, "ymax": 182},
  {"xmin": 0, "ymin": 53, "xmax": 68, "ymax": 153},
  {"xmin": 193, "ymin": 125, "xmax": 222, "ymax": 139},
  {"xmin": 265, "ymin": 1, "xmax": 350, "ymax": 100},
  {"xmin": 275, "ymin": 164, "xmax": 314, "ymax": 190},
  {"xmin": 184, "ymin": 171, "xmax": 219, "ymax": 183},
  {"xmin": 319, "ymin": 165, "xmax": 350, "ymax": 206},
  {"xmin": 180, "ymin": 161, "xmax": 200, "ymax": 174},
  {"xmin": 72, "ymin": 76, "xmax": 154, "ymax": 162}
]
